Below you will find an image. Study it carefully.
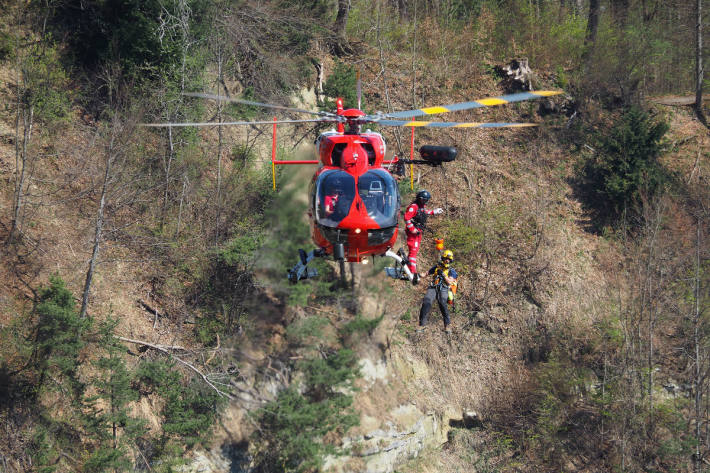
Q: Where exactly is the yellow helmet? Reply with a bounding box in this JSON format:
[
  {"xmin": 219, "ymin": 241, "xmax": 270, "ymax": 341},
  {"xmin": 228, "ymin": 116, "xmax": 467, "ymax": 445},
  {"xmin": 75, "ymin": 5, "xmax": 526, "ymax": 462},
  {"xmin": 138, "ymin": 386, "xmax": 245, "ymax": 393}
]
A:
[{"xmin": 442, "ymin": 249, "xmax": 454, "ymax": 262}]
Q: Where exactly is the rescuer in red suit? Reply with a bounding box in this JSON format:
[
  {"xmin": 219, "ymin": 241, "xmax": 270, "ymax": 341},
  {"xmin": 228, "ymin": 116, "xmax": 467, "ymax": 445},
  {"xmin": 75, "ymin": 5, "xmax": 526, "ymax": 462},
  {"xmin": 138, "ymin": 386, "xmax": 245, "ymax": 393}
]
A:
[{"xmin": 404, "ymin": 190, "xmax": 443, "ymax": 282}]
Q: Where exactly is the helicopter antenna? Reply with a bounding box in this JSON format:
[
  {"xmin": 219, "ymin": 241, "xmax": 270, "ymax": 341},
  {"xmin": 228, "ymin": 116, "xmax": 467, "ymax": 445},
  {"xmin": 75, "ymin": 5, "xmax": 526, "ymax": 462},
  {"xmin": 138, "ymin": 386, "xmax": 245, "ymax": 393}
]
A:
[{"xmin": 357, "ymin": 68, "xmax": 362, "ymax": 110}]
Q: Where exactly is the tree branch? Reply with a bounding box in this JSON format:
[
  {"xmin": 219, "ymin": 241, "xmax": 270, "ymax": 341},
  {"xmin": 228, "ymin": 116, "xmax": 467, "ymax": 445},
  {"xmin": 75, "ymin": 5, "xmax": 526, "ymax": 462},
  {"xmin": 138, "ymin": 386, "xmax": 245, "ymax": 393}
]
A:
[{"xmin": 117, "ymin": 336, "xmax": 234, "ymax": 400}]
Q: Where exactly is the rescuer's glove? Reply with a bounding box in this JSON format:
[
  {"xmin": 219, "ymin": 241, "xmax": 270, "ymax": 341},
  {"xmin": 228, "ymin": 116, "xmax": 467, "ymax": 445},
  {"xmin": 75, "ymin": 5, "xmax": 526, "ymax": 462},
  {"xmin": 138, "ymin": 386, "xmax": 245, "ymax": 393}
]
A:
[{"xmin": 433, "ymin": 208, "xmax": 444, "ymax": 215}]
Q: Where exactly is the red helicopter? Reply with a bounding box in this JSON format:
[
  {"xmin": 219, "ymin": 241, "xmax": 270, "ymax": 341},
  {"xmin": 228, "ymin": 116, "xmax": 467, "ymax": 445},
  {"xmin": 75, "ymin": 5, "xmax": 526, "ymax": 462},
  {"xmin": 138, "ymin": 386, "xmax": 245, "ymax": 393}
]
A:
[{"xmin": 143, "ymin": 88, "xmax": 561, "ymax": 285}]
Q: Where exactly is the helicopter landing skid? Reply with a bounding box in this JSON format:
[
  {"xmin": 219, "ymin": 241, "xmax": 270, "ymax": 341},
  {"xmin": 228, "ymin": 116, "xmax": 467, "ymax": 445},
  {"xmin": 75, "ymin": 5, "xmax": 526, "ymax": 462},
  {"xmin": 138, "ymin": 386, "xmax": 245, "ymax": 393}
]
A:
[
  {"xmin": 383, "ymin": 249, "xmax": 417, "ymax": 284},
  {"xmin": 288, "ymin": 248, "xmax": 327, "ymax": 284}
]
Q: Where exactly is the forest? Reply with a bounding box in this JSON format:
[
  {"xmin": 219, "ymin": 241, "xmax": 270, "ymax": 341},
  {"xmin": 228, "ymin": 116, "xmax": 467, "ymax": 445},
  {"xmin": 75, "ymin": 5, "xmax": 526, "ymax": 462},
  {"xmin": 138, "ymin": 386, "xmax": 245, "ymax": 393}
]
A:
[{"xmin": 0, "ymin": 0, "xmax": 708, "ymax": 472}]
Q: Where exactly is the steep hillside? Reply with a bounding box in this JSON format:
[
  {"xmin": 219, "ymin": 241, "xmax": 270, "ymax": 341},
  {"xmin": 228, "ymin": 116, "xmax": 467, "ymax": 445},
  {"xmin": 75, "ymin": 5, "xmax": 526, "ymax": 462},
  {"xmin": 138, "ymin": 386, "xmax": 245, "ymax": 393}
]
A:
[{"xmin": 1, "ymin": 1, "xmax": 709, "ymax": 473}]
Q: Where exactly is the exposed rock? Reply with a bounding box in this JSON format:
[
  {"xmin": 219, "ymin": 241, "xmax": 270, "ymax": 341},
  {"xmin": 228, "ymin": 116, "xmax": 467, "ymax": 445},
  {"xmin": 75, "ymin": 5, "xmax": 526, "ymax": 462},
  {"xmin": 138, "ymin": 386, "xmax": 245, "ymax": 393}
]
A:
[
  {"xmin": 324, "ymin": 403, "xmax": 457, "ymax": 473},
  {"xmin": 178, "ymin": 442, "xmax": 251, "ymax": 473},
  {"xmin": 359, "ymin": 356, "xmax": 389, "ymax": 386},
  {"xmin": 183, "ymin": 350, "xmax": 460, "ymax": 473}
]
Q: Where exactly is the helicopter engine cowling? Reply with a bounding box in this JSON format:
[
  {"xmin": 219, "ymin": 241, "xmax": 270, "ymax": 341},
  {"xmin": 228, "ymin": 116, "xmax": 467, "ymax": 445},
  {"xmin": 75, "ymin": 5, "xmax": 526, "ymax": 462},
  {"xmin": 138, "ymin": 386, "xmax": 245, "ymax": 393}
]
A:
[{"xmin": 419, "ymin": 145, "xmax": 457, "ymax": 165}]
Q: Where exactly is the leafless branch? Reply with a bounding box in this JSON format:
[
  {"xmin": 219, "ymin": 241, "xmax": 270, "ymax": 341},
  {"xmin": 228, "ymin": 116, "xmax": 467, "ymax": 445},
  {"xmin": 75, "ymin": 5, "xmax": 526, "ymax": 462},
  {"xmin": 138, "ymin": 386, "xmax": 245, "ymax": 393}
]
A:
[{"xmin": 117, "ymin": 336, "xmax": 234, "ymax": 400}]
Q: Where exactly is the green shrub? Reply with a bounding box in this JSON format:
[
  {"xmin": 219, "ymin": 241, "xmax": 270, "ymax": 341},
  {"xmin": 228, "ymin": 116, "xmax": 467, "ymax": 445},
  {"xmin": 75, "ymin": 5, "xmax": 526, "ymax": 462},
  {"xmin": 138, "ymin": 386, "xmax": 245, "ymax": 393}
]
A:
[
  {"xmin": 322, "ymin": 61, "xmax": 358, "ymax": 109},
  {"xmin": 29, "ymin": 427, "xmax": 59, "ymax": 473},
  {"xmin": 22, "ymin": 41, "xmax": 71, "ymax": 124},
  {"xmin": 193, "ymin": 219, "xmax": 265, "ymax": 342},
  {"xmin": 553, "ymin": 64, "xmax": 568, "ymax": 89},
  {"xmin": 226, "ymin": 87, "xmax": 261, "ymax": 121},
  {"xmin": 34, "ymin": 275, "xmax": 90, "ymax": 393},
  {"xmin": 0, "ymin": 30, "xmax": 14, "ymax": 61},
  {"xmin": 46, "ymin": 0, "xmax": 209, "ymax": 80},
  {"xmin": 252, "ymin": 386, "xmax": 358, "ymax": 473},
  {"xmin": 136, "ymin": 360, "xmax": 222, "ymax": 448},
  {"xmin": 445, "ymin": 219, "xmax": 486, "ymax": 259},
  {"xmin": 342, "ymin": 314, "xmax": 384, "ymax": 337},
  {"xmin": 83, "ymin": 319, "xmax": 146, "ymax": 473},
  {"xmin": 576, "ymin": 107, "xmax": 669, "ymax": 228},
  {"xmin": 252, "ymin": 348, "xmax": 360, "ymax": 472},
  {"xmin": 299, "ymin": 348, "xmax": 360, "ymax": 400},
  {"xmin": 286, "ymin": 316, "xmax": 330, "ymax": 345}
]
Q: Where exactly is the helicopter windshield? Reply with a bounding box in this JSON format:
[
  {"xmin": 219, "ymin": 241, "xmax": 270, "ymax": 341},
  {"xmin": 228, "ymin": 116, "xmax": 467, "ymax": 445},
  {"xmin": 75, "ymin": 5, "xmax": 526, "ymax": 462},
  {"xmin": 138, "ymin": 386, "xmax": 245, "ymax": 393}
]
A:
[
  {"xmin": 315, "ymin": 170, "xmax": 356, "ymax": 227},
  {"xmin": 357, "ymin": 170, "xmax": 400, "ymax": 228}
]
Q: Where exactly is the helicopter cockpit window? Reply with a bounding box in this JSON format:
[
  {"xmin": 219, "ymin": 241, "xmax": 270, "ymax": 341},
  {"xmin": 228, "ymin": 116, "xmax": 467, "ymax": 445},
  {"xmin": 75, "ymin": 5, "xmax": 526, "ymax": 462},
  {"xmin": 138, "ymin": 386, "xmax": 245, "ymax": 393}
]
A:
[
  {"xmin": 315, "ymin": 170, "xmax": 356, "ymax": 227},
  {"xmin": 357, "ymin": 170, "xmax": 400, "ymax": 228}
]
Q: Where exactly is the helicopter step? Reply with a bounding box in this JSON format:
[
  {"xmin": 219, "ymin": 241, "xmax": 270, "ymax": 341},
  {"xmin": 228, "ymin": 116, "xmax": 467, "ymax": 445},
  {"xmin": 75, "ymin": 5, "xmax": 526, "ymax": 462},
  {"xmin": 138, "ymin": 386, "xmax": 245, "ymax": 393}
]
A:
[
  {"xmin": 383, "ymin": 248, "xmax": 419, "ymax": 285},
  {"xmin": 288, "ymin": 248, "xmax": 326, "ymax": 283},
  {"xmin": 287, "ymin": 244, "xmax": 350, "ymax": 288}
]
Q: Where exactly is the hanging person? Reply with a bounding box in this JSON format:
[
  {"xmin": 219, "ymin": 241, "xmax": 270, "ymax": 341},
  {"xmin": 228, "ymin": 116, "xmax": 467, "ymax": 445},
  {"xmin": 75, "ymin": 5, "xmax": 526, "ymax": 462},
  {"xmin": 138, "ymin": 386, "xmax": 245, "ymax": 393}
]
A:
[{"xmin": 417, "ymin": 250, "xmax": 457, "ymax": 334}]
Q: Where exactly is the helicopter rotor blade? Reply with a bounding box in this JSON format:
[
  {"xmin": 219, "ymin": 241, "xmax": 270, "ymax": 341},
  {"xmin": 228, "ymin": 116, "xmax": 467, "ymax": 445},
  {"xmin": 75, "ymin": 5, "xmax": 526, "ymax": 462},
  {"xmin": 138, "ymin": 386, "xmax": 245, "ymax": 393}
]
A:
[
  {"xmin": 375, "ymin": 90, "xmax": 563, "ymax": 120},
  {"xmin": 184, "ymin": 92, "xmax": 337, "ymax": 118},
  {"xmin": 376, "ymin": 120, "xmax": 539, "ymax": 128},
  {"xmin": 141, "ymin": 118, "xmax": 332, "ymax": 128}
]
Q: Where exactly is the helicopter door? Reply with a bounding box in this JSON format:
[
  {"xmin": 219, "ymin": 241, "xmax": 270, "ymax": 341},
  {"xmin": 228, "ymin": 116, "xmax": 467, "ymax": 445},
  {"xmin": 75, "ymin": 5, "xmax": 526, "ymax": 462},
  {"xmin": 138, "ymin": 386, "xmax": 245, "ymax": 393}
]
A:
[
  {"xmin": 315, "ymin": 170, "xmax": 356, "ymax": 227},
  {"xmin": 357, "ymin": 170, "xmax": 400, "ymax": 228}
]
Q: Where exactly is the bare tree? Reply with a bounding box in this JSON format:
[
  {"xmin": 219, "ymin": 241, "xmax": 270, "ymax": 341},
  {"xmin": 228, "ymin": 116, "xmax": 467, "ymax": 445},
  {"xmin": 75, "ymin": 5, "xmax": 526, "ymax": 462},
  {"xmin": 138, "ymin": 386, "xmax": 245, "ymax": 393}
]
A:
[
  {"xmin": 692, "ymin": 216, "xmax": 705, "ymax": 473},
  {"xmin": 157, "ymin": 0, "xmax": 191, "ymax": 230},
  {"xmin": 214, "ymin": 39, "xmax": 226, "ymax": 242},
  {"xmin": 8, "ymin": 6, "xmax": 33, "ymax": 244},
  {"xmin": 9, "ymin": 63, "xmax": 34, "ymax": 244},
  {"xmin": 695, "ymin": 0, "xmax": 707, "ymax": 125},
  {"xmin": 81, "ymin": 114, "xmax": 123, "ymax": 318},
  {"xmin": 80, "ymin": 79, "xmax": 138, "ymax": 318}
]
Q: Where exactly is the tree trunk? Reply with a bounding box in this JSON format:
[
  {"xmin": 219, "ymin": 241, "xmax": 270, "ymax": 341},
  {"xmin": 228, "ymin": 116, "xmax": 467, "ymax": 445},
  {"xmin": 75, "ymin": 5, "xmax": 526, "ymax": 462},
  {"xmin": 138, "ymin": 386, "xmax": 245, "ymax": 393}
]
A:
[
  {"xmin": 583, "ymin": 0, "xmax": 600, "ymax": 70},
  {"xmin": 9, "ymin": 28, "xmax": 34, "ymax": 245},
  {"xmin": 175, "ymin": 174, "xmax": 188, "ymax": 238},
  {"xmin": 397, "ymin": 0, "xmax": 409, "ymax": 20},
  {"xmin": 80, "ymin": 128, "xmax": 116, "ymax": 318},
  {"xmin": 215, "ymin": 41, "xmax": 224, "ymax": 242},
  {"xmin": 585, "ymin": 0, "xmax": 600, "ymax": 43},
  {"xmin": 334, "ymin": 0, "xmax": 350, "ymax": 38},
  {"xmin": 160, "ymin": 125, "xmax": 174, "ymax": 230},
  {"xmin": 611, "ymin": 0, "xmax": 630, "ymax": 27},
  {"xmin": 693, "ymin": 217, "xmax": 702, "ymax": 473},
  {"xmin": 10, "ymin": 105, "xmax": 32, "ymax": 243},
  {"xmin": 695, "ymin": 0, "xmax": 707, "ymax": 124}
]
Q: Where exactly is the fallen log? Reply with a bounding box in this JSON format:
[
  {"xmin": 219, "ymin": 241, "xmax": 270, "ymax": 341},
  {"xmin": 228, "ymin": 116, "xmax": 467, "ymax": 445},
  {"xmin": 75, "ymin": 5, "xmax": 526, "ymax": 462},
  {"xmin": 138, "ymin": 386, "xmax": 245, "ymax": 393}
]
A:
[{"xmin": 650, "ymin": 95, "xmax": 708, "ymax": 106}]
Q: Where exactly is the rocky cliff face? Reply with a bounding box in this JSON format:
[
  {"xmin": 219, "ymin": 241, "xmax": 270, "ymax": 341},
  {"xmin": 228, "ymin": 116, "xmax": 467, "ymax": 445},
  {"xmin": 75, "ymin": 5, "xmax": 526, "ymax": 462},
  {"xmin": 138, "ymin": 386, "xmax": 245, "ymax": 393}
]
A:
[{"xmin": 181, "ymin": 344, "xmax": 467, "ymax": 473}]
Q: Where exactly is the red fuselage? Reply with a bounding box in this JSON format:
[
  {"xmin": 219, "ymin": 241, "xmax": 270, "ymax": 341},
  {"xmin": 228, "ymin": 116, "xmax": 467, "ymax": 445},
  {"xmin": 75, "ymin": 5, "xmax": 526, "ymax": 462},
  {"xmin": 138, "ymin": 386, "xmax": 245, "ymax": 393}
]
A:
[{"xmin": 308, "ymin": 127, "xmax": 400, "ymax": 262}]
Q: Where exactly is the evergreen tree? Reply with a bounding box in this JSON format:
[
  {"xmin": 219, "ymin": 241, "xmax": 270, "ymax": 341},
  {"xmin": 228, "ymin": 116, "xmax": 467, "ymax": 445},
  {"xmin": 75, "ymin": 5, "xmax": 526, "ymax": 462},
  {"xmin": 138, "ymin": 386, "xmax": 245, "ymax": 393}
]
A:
[
  {"xmin": 251, "ymin": 349, "xmax": 360, "ymax": 473},
  {"xmin": 577, "ymin": 107, "xmax": 669, "ymax": 228},
  {"xmin": 33, "ymin": 275, "xmax": 90, "ymax": 397},
  {"xmin": 83, "ymin": 319, "xmax": 146, "ymax": 473},
  {"xmin": 136, "ymin": 360, "xmax": 222, "ymax": 450},
  {"xmin": 322, "ymin": 61, "xmax": 358, "ymax": 109}
]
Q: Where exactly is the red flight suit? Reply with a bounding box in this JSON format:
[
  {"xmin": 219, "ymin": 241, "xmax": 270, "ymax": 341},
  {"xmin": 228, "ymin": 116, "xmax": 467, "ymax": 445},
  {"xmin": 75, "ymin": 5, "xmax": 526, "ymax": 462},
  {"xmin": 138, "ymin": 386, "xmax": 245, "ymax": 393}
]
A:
[
  {"xmin": 324, "ymin": 194, "xmax": 338, "ymax": 215},
  {"xmin": 403, "ymin": 202, "xmax": 434, "ymax": 274}
]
